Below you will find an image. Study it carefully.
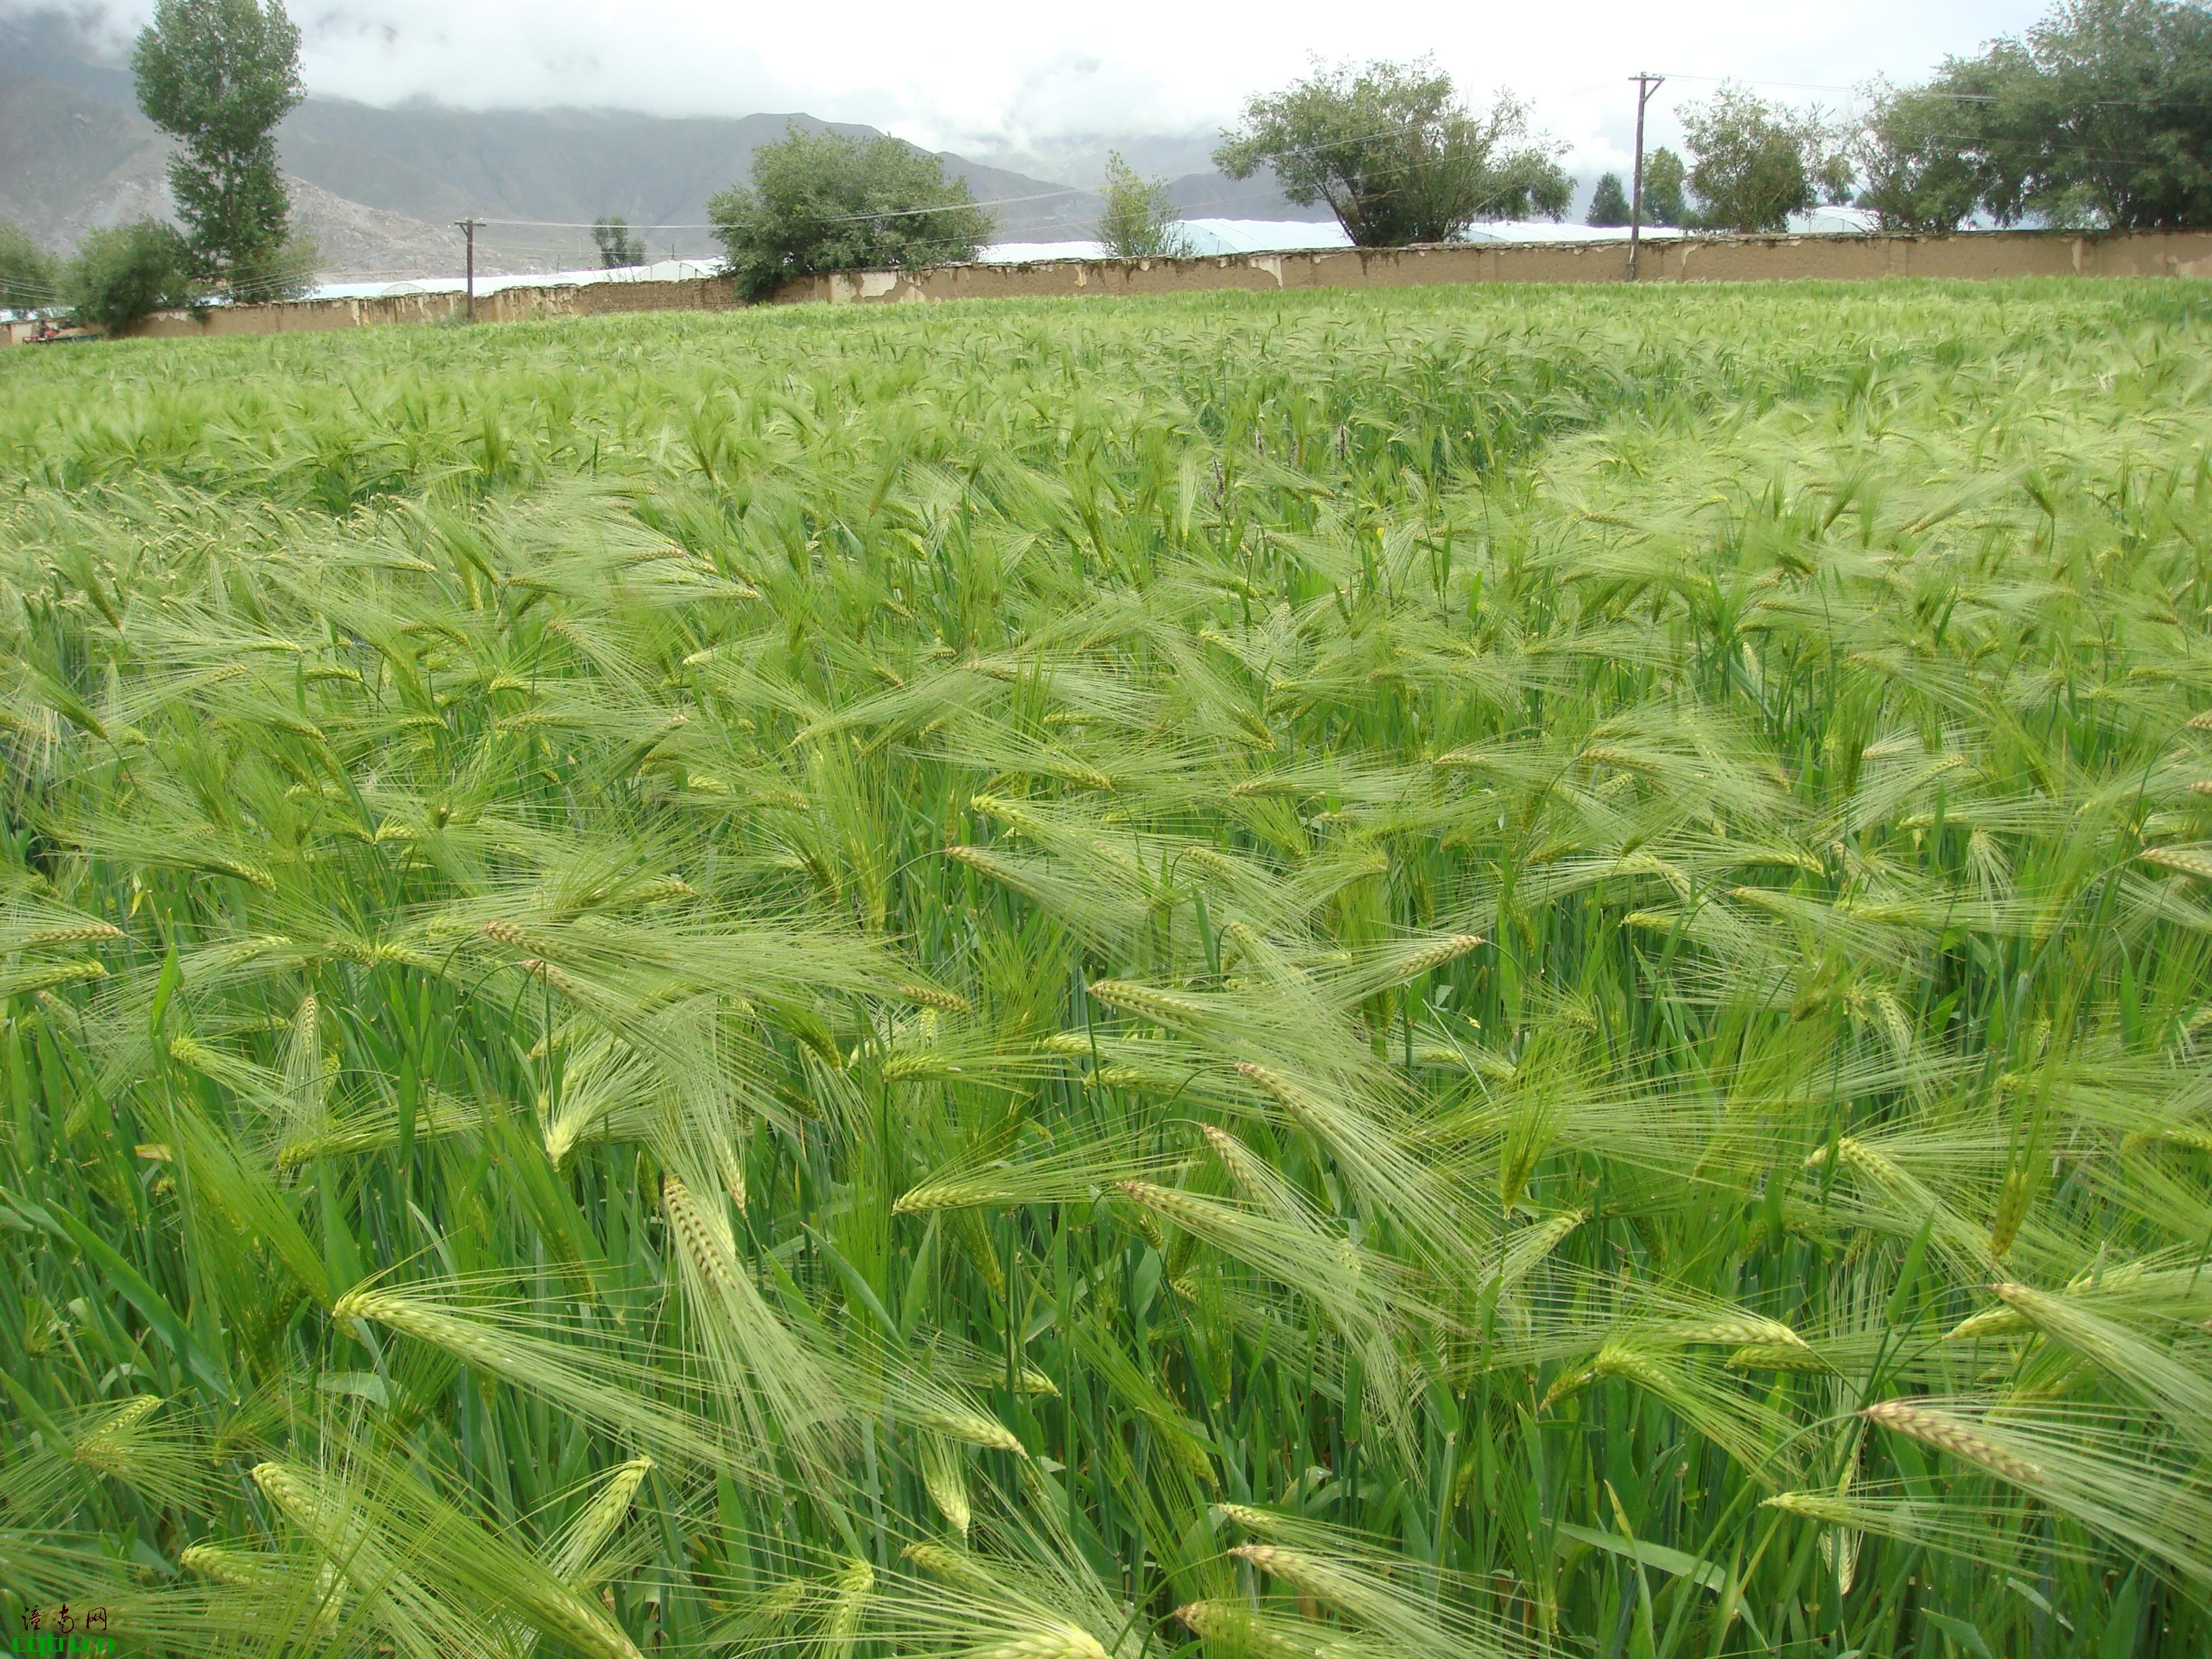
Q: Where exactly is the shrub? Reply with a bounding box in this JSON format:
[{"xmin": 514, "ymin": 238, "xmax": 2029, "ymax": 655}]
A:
[
  {"xmin": 708, "ymin": 125, "xmax": 996, "ymax": 302},
  {"xmin": 1096, "ymin": 151, "xmax": 1192, "ymax": 258},
  {"xmin": 1681, "ymin": 83, "xmax": 1839, "ymax": 233},
  {"xmin": 65, "ymin": 220, "xmax": 202, "ymax": 335},
  {"xmin": 1851, "ymin": 80, "xmax": 1986, "ymax": 233},
  {"xmin": 592, "ymin": 216, "xmax": 647, "ymax": 268},
  {"xmin": 0, "ymin": 222, "xmax": 60, "ymax": 312}
]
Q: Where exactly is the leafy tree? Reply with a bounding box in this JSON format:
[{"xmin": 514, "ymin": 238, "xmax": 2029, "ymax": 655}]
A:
[
  {"xmin": 1850, "ymin": 79, "xmax": 1984, "ymax": 232},
  {"xmin": 1586, "ymin": 173, "xmax": 1631, "ymax": 227},
  {"xmin": 1816, "ymin": 152, "xmax": 1859, "ymax": 207},
  {"xmin": 0, "ymin": 222, "xmax": 60, "ymax": 312},
  {"xmin": 64, "ymin": 220, "xmax": 201, "ymax": 335},
  {"xmin": 592, "ymin": 217, "xmax": 647, "ymax": 268},
  {"xmin": 1097, "ymin": 151, "xmax": 1192, "ymax": 259},
  {"xmin": 1681, "ymin": 83, "xmax": 1836, "ymax": 233},
  {"xmin": 1947, "ymin": 0, "xmax": 2212, "ymax": 228},
  {"xmin": 1642, "ymin": 146, "xmax": 1689, "ymax": 226},
  {"xmin": 1214, "ymin": 57, "xmax": 1570, "ymax": 246},
  {"xmin": 133, "ymin": 0, "xmax": 314, "ymax": 297},
  {"xmin": 708, "ymin": 126, "xmax": 997, "ymax": 302}
]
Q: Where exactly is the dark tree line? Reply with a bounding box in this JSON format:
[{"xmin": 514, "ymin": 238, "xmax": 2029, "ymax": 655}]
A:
[
  {"xmin": 1582, "ymin": 2, "xmax": 2212, "ymax": 239},
  {"xmin": 1859, "ymin": 0, "xmax": 2212, "ymax": 231}
]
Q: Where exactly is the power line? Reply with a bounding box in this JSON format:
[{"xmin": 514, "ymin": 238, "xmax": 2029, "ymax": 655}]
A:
[
  {"xmin": 39, "ymin": 125, "xmax": 1622, "ymax": 310},
  {"xmin": 1652, "ymin": 69, "xmax": 2145, "ymax": 109},
  {"xmin": 51, "ymin": 83, "xmax": 2198, "ymax": 304},
  {"xmin": 310, "ymin": 89, "xmax": 1993, "ymax": 280},
  {"xmin": 314, "ymin": 145, "xmax": 1666, "ymax": 286},
  {"xmin": 396, "ymin": 78, "xmax": 2212, "ymax": 262},
  {"xmin": 1652, "ymin": 71, "xmax": 1952, "ymax": 98}
]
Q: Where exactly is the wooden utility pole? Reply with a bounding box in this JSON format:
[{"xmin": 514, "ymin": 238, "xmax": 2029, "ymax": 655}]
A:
[
  {"xmin": 1627, "ymin": 73, "xmax": 1665, "ymax": 282},
  {"xmin": 454, "ymin": 218, "xmax": 485, "ymax": 320}
]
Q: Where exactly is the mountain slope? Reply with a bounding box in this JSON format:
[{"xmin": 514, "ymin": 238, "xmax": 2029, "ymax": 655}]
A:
[
  {"xmin": 0, "ymin": 65, "xmax": 161, "ymax": 235},
  {"xmin": 271, "ymin": 102, "xmax": 1103, "ymax": 249},
  {"xmin": 0, "ymin": 22, "xmax": 1107, "ymax": 279},
  {"xmin": 1164, "ymin": 168, "xmax": 1338, "ymax": 222},
  {"xmin": 0, "ymin": 68, "xmax": 456, "ymax": 276},
  {"xmin": 967, "ymin": 130, "xmax": 1336, "ymax": 226}
]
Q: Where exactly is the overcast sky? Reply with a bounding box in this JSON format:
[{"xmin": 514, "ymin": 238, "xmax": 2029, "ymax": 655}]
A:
[{"xmin": 54, "ymin": 1, "xmax": 2048, "ymax": 180}]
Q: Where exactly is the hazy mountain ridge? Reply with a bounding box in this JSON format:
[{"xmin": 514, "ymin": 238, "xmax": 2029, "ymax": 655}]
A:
[
  {"xmin": 0, "ymin": 18, "xmax": 1137, "ymax": 279},
  {"xmin": 966, "ymin": 130, "xmax": 1334, "ymax": 224},
  {"xmin": 0, "ymin": 10, "xmax": 1341, "ymax": 284}
]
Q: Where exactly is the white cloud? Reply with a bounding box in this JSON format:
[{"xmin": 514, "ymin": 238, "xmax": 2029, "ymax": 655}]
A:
[{"xmin": 52, "ymin": 0, "xmax": 2048, "ymax": 178}]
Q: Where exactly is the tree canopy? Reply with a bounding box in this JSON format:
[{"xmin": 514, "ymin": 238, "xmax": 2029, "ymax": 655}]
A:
[
  {"xmin": 1642, "ymin": 147, "xmax": 1689, "ymax": 227},
  {"xmin": 592, "ymin": 218, "xmax": 647, "ymax": 269},
  {"xmin": 1681, "ymin": 84, "xmax": 1837, "ymax": 234},
  {"xmin": 1096, "ymin": 152, "xmax": 1192, "ymax": 259},
  {"xmin": 1931, "ymin": 0, "xmax": 2212, "ymax": 228},
  {"xmin": 0, "ymin": 223, "xmax": 60, "ymax": 313},
  {"xmin": 1214, "ymin": 57, "xmax": 1570, "ymax": 247},
  {"xmin": 1585, "ymin": 173, "xmax": 1631, "ymax": 227},
  {"xmin": 1851, "ymin": 80, "xmax": 1988, "ymax": 232},
  {"xmin": 709, "ymin": 127, "xmax": 997, "ymax": 302},
  {"xmin": 132, "ymin": 0, "xmax": 313, "ymax": 298},
  {"xmin": 1835, "ymin": 0, "xmax": 2212, "ymax": 231},
  {"xmin": 64, "ymin": 220, "xmax": 201, "ymax": 333}
]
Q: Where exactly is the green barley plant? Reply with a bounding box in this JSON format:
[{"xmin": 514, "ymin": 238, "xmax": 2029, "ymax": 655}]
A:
[{"xmin": 3, "ymin": 276, "xmax": 2212, "ymax": 1655}]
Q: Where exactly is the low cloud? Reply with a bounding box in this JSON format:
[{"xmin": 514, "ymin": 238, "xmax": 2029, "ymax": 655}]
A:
[{"xmin": 9, "ymin": 0, "xmax": 2040, "ymax": 184}]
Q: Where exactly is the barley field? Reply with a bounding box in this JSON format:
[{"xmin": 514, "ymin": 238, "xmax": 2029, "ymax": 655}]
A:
[{"xmin": 4, "ymin": 281, "xmax": 2212, "ymax": 1657}]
